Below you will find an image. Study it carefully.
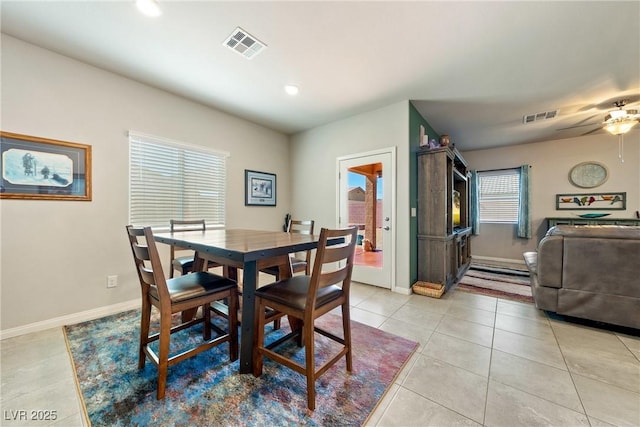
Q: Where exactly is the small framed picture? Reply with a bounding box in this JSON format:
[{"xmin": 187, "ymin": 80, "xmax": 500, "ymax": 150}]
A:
[
  {"xmin": 245, "ymin": 169, "xmax": 276, "ymax": 206},
  {"xmin": 1, "ymin": 131, "xmax": 92, "ymax": 201}
]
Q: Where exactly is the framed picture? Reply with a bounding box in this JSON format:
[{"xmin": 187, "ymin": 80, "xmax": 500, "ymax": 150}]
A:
[
  {"xmin": 245, "ymin": 169, "xmax": 276, "ymax": 206},
  {"xmin": 1, "ymin": 131, "xmax": 92, "ymax": 201},
  {"xmin": 555, "ymin": 192, "xmax": 625, "ymax": 210}
]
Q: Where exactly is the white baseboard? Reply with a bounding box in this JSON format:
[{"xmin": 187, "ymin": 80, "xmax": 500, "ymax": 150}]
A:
[
  {"xmin": 0, "ymin": 298, "xmax": 140, "ymax": 341},
  {"xmin": 472, "ymin": 255, "xmax": 526, "ymax": 266}
]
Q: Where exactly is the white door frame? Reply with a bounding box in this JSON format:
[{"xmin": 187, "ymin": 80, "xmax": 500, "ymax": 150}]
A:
[{"xmin": 336, "ymin": 147, "xmax": 396, "ymax": 291}]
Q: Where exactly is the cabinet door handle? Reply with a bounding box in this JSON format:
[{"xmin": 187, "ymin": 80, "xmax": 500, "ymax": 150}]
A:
[{"xmin": 384, "ymin": 226, "xmax": 390, "ymax": 231}]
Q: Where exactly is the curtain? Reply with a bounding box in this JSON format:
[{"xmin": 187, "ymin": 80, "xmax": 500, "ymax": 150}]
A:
[
  {"xmin": 517, "ymin": 164, "xmax": 531, "ymax": 239},
  {"xmin": 469, "ymin": 170, "xmax": 480, "ymax": 235}
]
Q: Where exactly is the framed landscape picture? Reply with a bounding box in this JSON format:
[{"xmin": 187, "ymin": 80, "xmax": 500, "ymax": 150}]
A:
[
  {"xmin": 0, "ymin": 131, "xmax": 92, "ymax": 201},
  {"xmin": 245, "ymin": 169, "xmax": 276, "ymax": 206}
]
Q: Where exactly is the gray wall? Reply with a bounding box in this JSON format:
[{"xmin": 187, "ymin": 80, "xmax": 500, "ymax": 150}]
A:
[
  {"xmin": 1, "ymin": 35, "xmax": 290, "ymax": 331},
  {"xmin": 462, "ymin": 134, "xmax": 640, "ymax": 262}
]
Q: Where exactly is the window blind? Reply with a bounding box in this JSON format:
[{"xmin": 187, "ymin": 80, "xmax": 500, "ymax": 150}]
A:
[
  {"xmin": 129, "ymin": 132, "xmax": 227, "ymax": 228},
  {"xmin": 478, "ymin": 169, "xmax": 520, "ymax": 223}
]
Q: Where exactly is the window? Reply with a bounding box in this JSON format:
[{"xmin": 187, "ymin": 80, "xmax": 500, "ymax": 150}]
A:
[
  {"xmin": 129, "ymin": 132, "xmax": 227, "ymax": 228},
  {"xmin": 478, "ymin": 168, "xmax": 520, "ymax": 224}
]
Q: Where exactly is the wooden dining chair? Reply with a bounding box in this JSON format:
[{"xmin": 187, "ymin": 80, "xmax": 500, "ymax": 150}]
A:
[
  {"xmin": 126, "ymin": 225, "xmax": 239, "ymax": 399},
  {"xmin": 169, "ymin": 219, "xmax": 220, "ymax": 277},
  {"xmin": 252, "ymin": 226, "xmax": 358, "ymax": 410},
  {"xmin": 261, "ymin": 219, "xmax": 315, "ymax": 279}
]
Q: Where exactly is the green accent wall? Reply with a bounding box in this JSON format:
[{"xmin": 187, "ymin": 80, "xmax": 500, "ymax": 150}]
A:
[{"xmin": 408, "ymin": 102, "xmax": 439, "ymax": 285}]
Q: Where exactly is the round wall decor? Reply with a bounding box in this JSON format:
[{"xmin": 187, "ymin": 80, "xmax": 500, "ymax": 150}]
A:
[{"xmin": 569, "ymin": 161, "xmax": 608, "ymax": 188}]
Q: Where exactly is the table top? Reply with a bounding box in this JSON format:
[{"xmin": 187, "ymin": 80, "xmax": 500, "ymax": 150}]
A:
[{"xmin": 154, "ymin": 228, "xmax": 319, "ymax": 263}]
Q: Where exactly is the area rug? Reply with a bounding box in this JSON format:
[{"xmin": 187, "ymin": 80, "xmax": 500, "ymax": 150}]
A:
[
  {"xmin": 64, "ymin": 309, "xmax": 418, "ymax": 426},
  {"xmin": 456, "ymin": 263, "xmax": 534, "ymax": 303}
]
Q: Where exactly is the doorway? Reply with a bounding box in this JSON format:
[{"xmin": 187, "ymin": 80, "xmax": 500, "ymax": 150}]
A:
[{"xmin": 337, "ymin": 148, "xmax": 395, "ymax": 289}]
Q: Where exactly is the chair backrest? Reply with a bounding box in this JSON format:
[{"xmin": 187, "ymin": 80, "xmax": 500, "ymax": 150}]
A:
[
  {"xmin": 126, "ymin": 225, "xmax": 170, "ymax": 303},
  {"xmin": 287, "ymin": 219, "xmax": 315, "ymax": 235},
  {"xmin": 169, "ymin": 219, "xmax": 206, "ymax": 260},
  {"xmin": 288, "ymin": 220, "xmax": 315, "ymax": 268},
  {"xmin": 307, "ymin": 227, "xmax": 358, "ymax": 308}
]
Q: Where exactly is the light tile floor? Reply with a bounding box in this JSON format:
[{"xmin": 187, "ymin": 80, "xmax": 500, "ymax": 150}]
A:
[{"xmin": 1, "ymin": 283, "xmax": 639, "ymax": 426}]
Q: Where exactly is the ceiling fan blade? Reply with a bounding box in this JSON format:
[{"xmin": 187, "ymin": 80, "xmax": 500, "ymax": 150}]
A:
[
  {"xmin": 557, "ymin": 121, "xmax": 600, "ymax": 131},
  {"xmin": 581, "ymin": 127, "xmax": 603, "ymax": 136}
]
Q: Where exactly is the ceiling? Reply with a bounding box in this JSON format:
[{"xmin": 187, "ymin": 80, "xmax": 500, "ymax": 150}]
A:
[{"xmin": 2, "ymin": 1, "xmax": 639, "ymax": 151}]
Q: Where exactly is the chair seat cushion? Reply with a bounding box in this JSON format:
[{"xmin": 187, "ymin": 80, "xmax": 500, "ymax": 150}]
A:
[
  {"xmin": 150, "ymin": 272, "xmax": 236, "ymax": 303},
  {"xmin": 255, "ymin": 275, "xmax": 342, "ymax": 311}
]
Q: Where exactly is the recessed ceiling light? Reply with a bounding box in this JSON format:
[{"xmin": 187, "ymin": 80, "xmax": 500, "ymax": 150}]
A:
[
  {"xmin": 284, "ymin": 85, "xmax": 299, "ymax": 96},
  {"xmin": 136, "ymin": 0, "xmax": 162, "ymax": 17}
]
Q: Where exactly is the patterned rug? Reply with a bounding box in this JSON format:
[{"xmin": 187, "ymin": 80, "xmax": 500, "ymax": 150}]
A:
[
  {"xmin": 456, "ymin": 263, "xmax": 534, "ymax": 303},
  {"xmin": 64, "ymin": 309, "xmax": 417, "ymax": 426}
]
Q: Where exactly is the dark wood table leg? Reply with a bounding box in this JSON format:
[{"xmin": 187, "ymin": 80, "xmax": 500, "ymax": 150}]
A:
[{"xmin": 239, "ymin": 260, "xmax": 257, "ymax": 374}]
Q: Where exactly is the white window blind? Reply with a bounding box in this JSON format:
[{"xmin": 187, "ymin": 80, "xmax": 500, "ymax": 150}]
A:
[
  {"xmin": 129, "ymin": 132, "xmax": 227, "ymax": 228},
  {"xmin": 478, "ymin": 169, "xmax": 520, "ymax": 224}
]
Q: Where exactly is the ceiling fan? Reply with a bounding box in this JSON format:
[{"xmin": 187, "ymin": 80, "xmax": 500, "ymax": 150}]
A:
[{"xmin": 556, "ymin": 97, "xmax": 640, "ymax": 136}]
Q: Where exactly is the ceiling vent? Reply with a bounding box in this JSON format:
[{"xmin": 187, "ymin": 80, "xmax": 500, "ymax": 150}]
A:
[
  {"xmin": 223, "ymin": 27, "xmax": 266, "ymax": 59},
  {"xmin": 523, "ymin": 109, "xmax": 559, "ymax": 124}
]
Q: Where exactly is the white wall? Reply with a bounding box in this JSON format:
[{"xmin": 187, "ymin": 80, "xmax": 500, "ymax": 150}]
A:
[
  {"xmin": 0, "ymin": 35, "xmax": 290, "ymax": 331},
  {"xmin": 462, "ymin": 133, "xmax": 640, "ymax": 261},
  {"xmin": 290, "ymin": 101, "xmax": 412, "ymax": 291}
]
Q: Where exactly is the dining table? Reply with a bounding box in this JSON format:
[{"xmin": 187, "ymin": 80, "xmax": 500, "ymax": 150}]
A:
[{"xmin": 153, "ymin": 228, "xmax": 327, "ymax": 374}]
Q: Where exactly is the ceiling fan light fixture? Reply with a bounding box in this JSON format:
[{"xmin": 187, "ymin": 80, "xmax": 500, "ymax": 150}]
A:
[{"xmin": 602, "ymin": 101, "xmax": 639, "ymax": 135}]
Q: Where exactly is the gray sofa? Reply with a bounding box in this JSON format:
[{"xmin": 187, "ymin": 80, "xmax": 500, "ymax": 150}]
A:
[{"xmin": 523, "ymin": 225, "xmax": 640, "ymax": 329}]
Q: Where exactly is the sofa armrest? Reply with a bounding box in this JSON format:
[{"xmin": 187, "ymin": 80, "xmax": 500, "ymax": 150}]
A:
[
  {"xmin": 536, "ymin": 235, "xmax": 563, "ymax": 288},
  {"xmin": 523, "ymin": 252, "xmax": 537, "ymax": 274}
]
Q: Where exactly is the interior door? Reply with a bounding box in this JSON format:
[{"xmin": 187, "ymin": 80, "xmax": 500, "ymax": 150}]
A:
[{"xmin": 338, "ymin": 149, "xmax": 395, "ymax": 288}]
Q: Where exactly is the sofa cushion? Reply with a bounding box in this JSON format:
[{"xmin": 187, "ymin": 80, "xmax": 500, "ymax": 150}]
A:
[{"xmin": 562, "ymin": 236, "xmax": 640, "ymax": 298}]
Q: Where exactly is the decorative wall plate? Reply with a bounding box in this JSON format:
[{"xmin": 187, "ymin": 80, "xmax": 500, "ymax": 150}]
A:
[{"xmin": 569, "ymin": 162, "xmax": 608, "ymax": 188}]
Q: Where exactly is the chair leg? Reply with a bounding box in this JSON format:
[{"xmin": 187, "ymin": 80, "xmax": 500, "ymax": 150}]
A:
[
  {"xmin": 203, "ymin": 303, "xmax": 211, "ymax": 341},
  {"xmin": 228, "ymin": 290, "xmax": 239, "ymax": 361},
  {"xmin": 304, "ymin": 320, "xmax": 316, "ymax": 411},
  {"xmin": 139, "ymin": 298, "xmax": 152, "ymax": 369},
  {"xmin": 156, "ymin": 312, "xmax": 172, "ymax": 400},
  {"xmin": 252, "ymin": 299, "xmax": 266, "ymax": 377},
  {"xmin": 342, "ymin": 303, "xmax": 353, "ymax": 371}
]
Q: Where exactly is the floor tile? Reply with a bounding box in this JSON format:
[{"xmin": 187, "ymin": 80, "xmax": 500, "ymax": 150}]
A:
[
  {"xmin": 489, "ymin": 350, "xmax": 583, "ymax": 413},
  {"xmin": 552, "ymin": 322, "xmax": 640, "ymax": 393},
  {"xmin": 356, "ymin": 293, "xmax": 409, "ymax": 317},
  {"xmin": 403, "ymin": 355, "xmax": 488, "ymax": 424},
  {"xmin": 435, "ymin": 317, "xmax": 494, "ymax": 347},
  {"xmin": 350, "ymin": 306, "xmax": 388, "ymax": 328},
  {"xmin": 404, "ymin": 294, "xmax": 452, "ymax": 315},
  {"xmin": 617, "ymin": 333, "xmax": 640, "ymax": 360},
  {"xmin": 422, "ymin": 332, "xmax": 491, "ymax": 377},
  {"xmin": 496, "ymin": 299, "xmax": 548, "ymax": 323},
  {"xmin": 379, "ymin": 318, "xmax": 434, "ymax": 352},
  {"xmin": 494, "ymin": 313, "xmax": 555, "ymax": 340},
  {"xmin": 572, "ymin": 373, "xmax": 640, "ymax": 427},
  {"xmin": 3, "ymin": 286, "xmax": 640, "ymax": 427},
  {"xmin": 375, "ymin": 387, "xmax": 480, "ymax": 426},
  {"xmin": 484, "ymin": 380, "xmax": 590, "ymax": 427},
  {"xmin": 390, "ymin": 304, "xmax": 443, "ymax": 330},
  {"xmin": 492, "ymin": 328, "xmax": 566, "ymax": 369},
  {"xmin": 444, "ymin": 304, "xmax": 496, "ymax": 327},
  {"xmin": 448, "ymin": 292, "xmax": 497, "ymax": 312}
]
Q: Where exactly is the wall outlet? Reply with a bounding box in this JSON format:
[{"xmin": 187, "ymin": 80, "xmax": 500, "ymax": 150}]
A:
[{"xmin": 107, "ymin": 275, "xmax": 118, "ymax": 288}]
